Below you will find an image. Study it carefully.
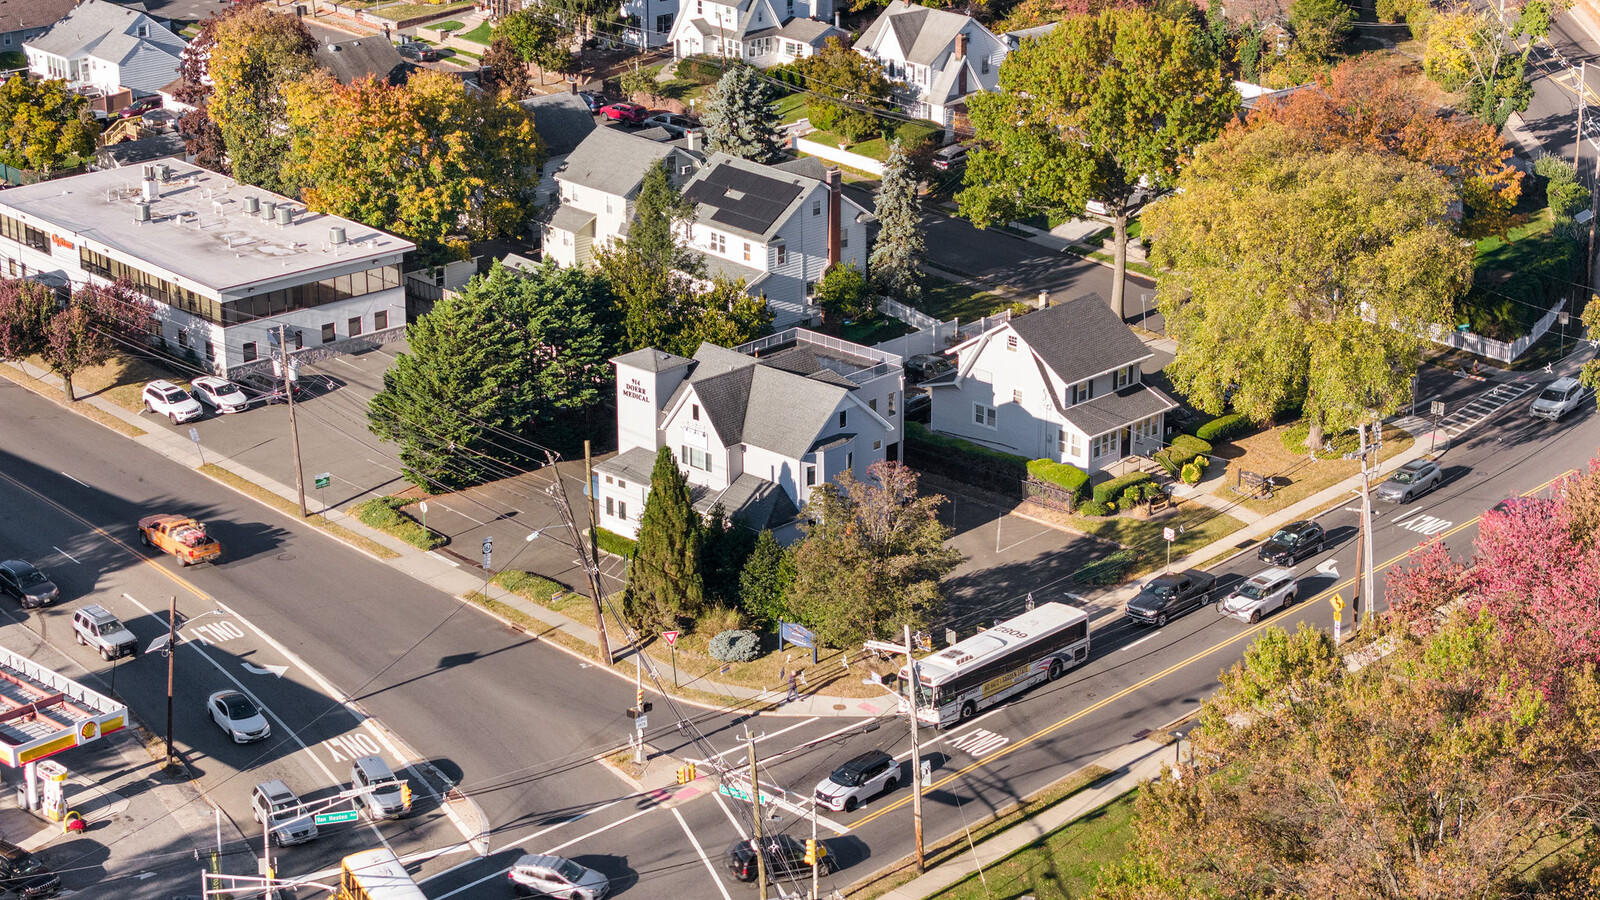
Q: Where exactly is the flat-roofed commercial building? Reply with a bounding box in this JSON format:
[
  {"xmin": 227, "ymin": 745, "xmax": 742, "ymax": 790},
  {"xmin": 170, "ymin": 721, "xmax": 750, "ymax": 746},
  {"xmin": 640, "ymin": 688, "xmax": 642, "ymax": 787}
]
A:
[{"xmin": 0, "ymin": 159, "xmax": 415, "ymax": 377}]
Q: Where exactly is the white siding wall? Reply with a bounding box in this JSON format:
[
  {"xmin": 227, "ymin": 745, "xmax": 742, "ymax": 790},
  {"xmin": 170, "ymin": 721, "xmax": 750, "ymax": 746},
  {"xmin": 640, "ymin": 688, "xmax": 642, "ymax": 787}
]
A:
[
  {"xmin": 742, "ymin": 444, "xmax": 804, "ymax": 507},
  {"xmin": 614, "ymin": 360, "xmax": 691, "ymax": 454},
  {"xmin": 118, "ymin": 42, "xmax": 183, "ymax": 95},
  {"xmin": 596, "ymin": 474, "xmax": 650, "ymax": 539},
  {"xmin": 662, "ymin": 395, "xmax": 733, "ymax": 493}
]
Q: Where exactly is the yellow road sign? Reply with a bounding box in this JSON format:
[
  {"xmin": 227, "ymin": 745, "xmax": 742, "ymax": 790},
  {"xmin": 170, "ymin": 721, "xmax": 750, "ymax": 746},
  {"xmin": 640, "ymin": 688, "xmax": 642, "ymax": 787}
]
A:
[{"xmin": 1331, "ymin": 593, "xmax": 1345, "ymax": 614}]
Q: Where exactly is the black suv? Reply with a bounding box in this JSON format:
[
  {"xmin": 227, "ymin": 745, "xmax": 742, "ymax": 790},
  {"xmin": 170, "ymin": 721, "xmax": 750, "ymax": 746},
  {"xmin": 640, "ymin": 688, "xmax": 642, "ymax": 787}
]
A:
[
  {"xmin": 1257, "ymin": 520, "xmax": 1326, "ymax": 566},
  {"xmin": 725, "ymin": 835, "xmax": 834, "ymax": 882},
  {"xmin": 0, "ymin": 840, "xmax": 59, "ymax": 898}
]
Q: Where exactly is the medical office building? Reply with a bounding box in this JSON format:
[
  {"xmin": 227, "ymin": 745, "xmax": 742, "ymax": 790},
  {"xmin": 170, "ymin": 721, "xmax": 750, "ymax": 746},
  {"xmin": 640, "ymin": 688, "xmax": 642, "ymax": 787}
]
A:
[{"xmin": 0, "ymin": 159, "xmax": 414, "ymax": 377}]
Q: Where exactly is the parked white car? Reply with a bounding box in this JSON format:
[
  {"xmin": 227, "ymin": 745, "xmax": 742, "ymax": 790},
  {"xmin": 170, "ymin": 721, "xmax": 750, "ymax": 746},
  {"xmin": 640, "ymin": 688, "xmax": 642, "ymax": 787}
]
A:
[
  {"xmin": 190, "ymin": 376, "xmax": 250, "ymax": 414},
  {"xmin": 141, "ymin": 380, "xmax": 203, "ymax": 424},
  {"xmin": 1218, "ymin": 567, "xmax": 1298, "ymax": 624},
  {"xmin": 1531, "ymin": 376, "xmax": 1590, "ymax": 421}
]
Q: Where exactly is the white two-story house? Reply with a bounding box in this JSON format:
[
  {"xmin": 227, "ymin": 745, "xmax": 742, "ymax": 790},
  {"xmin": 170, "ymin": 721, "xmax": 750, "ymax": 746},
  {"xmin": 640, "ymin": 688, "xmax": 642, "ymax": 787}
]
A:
[
  {"xmin": 680, "ymin": 153, "xmax": 871, "ymax": 328},
  {"xmin": 667, "ymin": 0, "xmax": 846, "ymax": 67},
  {"xmin": 24, "ymin": 0, "xmax": 186, "ymax": 101},
  {"xmin": 597, "ymin": 330, "xmax": 904, "ymax": 541},
  {"xmin": 854, "ymin": 0, "xmax": 1007, "ymax": 127},
  {"xmin": 926, "ymin": 294, "xmax": 1178, "ymax": 473},
  {"xmin": 542, "ymin": 126, "xmax": 703, "ymax": 268}
]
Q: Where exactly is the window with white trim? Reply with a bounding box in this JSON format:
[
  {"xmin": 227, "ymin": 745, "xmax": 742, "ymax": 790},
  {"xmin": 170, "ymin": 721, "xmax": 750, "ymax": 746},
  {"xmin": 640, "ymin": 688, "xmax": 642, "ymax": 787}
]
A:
[
  {"xmin": 1091, "ymin": 432, "xmax": 1117, "ymax": 459},
  {"xmin": 1114, "ymin": 364, "xmax": 1137, "ymax": 389},
  {"xmin": 973, "ymin": 403, "xmax": 996, "ymax": 428},
  {"xmin": 1070, "ymin": 381, "xmax": 1092, "ymax": 405},
  {"xmin": 681, "ymin": 445, "xmax": 713, "ymax": 472},
  {"xmin": 873, "ymin": 439, "xmax": 882, "ymax": 450},
  {"xmin": 774, "ymin": 245, "xmax": 787, "ymax": 265},
  {"xmin": 1012, "ymin": 389, "xmax": 1023, "ymax": 403},
  {"xmin": 710, "ymin": 233, "xmax": 726, "ymax": 253},
  {"xmin": 888, "ymin": 392, "xmax": 896, "ymax": 415},
  {"xmin": 805, "ymin": 464, "xmax": 816, "ymax": 486}
]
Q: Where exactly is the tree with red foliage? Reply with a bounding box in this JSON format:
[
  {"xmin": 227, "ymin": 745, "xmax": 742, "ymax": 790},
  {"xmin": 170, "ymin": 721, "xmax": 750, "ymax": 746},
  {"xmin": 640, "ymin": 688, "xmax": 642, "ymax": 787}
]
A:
[
  {"xmin": 1383, "ymin": 538, "xmax": 1466, "ymax": 635},
  {"xmin": 39, "ymin": 283, "xmax": 155, "ymax": 403}
]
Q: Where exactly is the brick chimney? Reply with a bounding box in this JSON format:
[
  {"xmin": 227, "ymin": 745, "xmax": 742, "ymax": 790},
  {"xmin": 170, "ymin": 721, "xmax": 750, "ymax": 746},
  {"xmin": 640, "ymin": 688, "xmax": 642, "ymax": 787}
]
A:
[
  {"xmin": 826, "ymin": 168, "xmax": 842, "ymax": 266},
  {"xmin": 956, "ymin": 32, "xmax": 968, "ymax": 95},
  {"xmin": 955, "ymin": 31, "xmax": 968, "ymax": 59}
]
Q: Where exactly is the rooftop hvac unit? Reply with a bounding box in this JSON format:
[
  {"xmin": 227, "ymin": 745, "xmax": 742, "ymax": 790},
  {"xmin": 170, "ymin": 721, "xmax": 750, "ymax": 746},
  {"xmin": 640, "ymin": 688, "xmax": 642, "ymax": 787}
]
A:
[
  {"xmin": 141, "ymin": 164, "xmax": 156, "ymax": 180},
  {"xmin": 141, "ymin": 177, "xmax": 157, "ymax": 201},
  {"xmin": 275, "ymin": 205, "xmax": 293, "ymax": 226},
  {"xmin": 243, "ymin": 196, "xmax": 260, "ymax": 215},
  {"xmin": 328, "ymin": 226, "xmax": 347, "ymax": 245},
  {"xmin": 261, "ymin": 200, "xmax": 276, "ymax": 220},
  {"xmin": 134, "ymin": 202, "xmax": 151, "ymax": 223},
  {"xmin": 155, "ymin": 163, "xmax": 170, "ymax": 183}
]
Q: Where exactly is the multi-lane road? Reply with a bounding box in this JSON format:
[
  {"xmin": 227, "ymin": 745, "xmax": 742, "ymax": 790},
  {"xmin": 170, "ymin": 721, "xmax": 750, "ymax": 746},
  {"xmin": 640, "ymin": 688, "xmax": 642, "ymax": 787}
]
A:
[{"xmin": 0, "ymin": 351, "xmax": 1592, "ymax": 898}]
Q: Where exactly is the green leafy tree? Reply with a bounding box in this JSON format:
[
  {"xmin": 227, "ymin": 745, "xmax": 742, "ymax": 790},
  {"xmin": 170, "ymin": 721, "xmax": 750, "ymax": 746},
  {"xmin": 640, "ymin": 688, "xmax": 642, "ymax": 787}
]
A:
[
  {"xmin": 0, "ymin": 76, "xmax": 95, "ymax": 177},
  {"xmin": 40, "ymin": 283, "xmax": 154, "ymax": 403},
  {"xmin": 961, "ymin": 9, "xmax": 1237, "ymax": 319},
  {"xmin": 702, "ymin": 65, "xmax": 784, "ymax": 163},
  {"xmin": 597, "ymin": 160, "xmax": 703, "ymax": 349},
  {"xmin": 1580, "ymin": 294, "xmax": 1600, "ymax": 400},
  {"xmin": 738, "ymin": 529, "xmax": 795, "ymax": 627},
  {"xmin": 1287, "ymin": 0, "xmax": 1354, "ymax": 61},
  {"xmin": 0, "ymin": 279, "xmax": 58, "ymax": 361},
  {"xmin": 617, "ymin": 64, "xmax": 657, "ymax": 103},
  {"xmin": 1423, "ymin": 8, "xmax": 1537, "ymax": 125},
  {"xmin": 869, "ymin": 140, "xmax": 925, "ymax": 304},
  {"xmin": 796, "ymin": 39, "xmax": 893, "ymax": 144},
  {"xmin": 284, "ymin": 70, "xmax": 544, "ymax": 265},
  {"xmin": 625, "ymin": 447, "xmax": 707, "ymax": 630},
  {"xmin": 814, "ymin": 262, "xmax": 872, "ymax": 328},
  {"xmin": 202, "ymin": 3, "xmax": 317, "ymax": 191},
  {"xmin": 481, "ymin": 36, "xmax": 536, "ymax": 100},
  {"xmin": 1536, "ymin": 155, "xmax": 1591, "ymax": 220},
  {"xmin": 788, "ymin": 461, "xmax": 962, "ymax": 646},
  {"xmin": 1143, "ymin": 125, "xmax": 1472, "ymax": 449},
  {"xmin": 681, "ymin": 277, "xmax": 775, "ymax": 353},
  {"xmin": 368, "ymin": 270, "xmax": 543, "ymax": 488},
  {"xmin": 497, "ymin": 10, "xmax": 575, "ymax": 84}
]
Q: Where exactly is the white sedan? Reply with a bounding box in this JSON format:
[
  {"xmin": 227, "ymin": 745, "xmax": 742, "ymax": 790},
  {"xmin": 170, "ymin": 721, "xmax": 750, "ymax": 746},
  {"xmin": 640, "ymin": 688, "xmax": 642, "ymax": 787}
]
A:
[
  {"xmin": 208, "ymin": 690, "xmax": 270, "ymax": 743},
  {"xmin": 190, "ymin": 376, "xmax": 250, "ymax": 414}
]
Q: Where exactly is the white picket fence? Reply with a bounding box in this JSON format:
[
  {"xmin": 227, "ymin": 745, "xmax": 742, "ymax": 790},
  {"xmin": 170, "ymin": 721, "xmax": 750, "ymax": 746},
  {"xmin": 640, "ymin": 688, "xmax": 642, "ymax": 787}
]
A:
[
  {"xmin": 1428, "ymin": 297, "xmax": 1567, "ymax": 363},
  {"xmin": 872, "ymin": 297, "xmax": 1011, "ymax": 357},
  {"xmin": 793, "ymin": 138, "xmax": 886, "ymax": 177}
]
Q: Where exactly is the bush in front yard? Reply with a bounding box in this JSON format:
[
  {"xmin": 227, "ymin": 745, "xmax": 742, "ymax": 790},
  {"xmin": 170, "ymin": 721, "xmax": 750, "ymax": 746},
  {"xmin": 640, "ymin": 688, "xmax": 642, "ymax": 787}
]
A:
[
  {"xmin": 708, "ymin": 629, "xmax": 761, "ymax": 662},
  {"xmin": 1093, "ymin": 471, "xmax": 1154, "ymax": 507},
  {"xmin": 1195, "ymin": 413, "xmax": 1251, "ymax": 443},
  {"xmin": 1157, "ymin": 434, "xmax": 1212, "ymax": 471},
  {"xmin": 1027, "ymin": 459, "xmax": 1089, "ymax": 500},
  {"xmin": 351, "ymin": 496, "xmax": 444, "ymax": 550}
]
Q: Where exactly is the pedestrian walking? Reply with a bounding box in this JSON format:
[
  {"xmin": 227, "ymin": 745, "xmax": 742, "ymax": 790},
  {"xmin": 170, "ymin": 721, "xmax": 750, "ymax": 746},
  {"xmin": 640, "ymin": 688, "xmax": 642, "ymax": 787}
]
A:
[{"xmin": 787, "ymin": 669, "xmax": 799, "ymax": 702}]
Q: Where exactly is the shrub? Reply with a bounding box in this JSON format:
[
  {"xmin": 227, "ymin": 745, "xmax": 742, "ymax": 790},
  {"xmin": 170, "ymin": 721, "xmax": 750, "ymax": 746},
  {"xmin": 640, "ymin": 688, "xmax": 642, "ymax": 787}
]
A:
[
  {"xmin": 1027, "ymin": 459, "xmax": 1089, "ymax": 500},
  {"xmin": 1157, "ymin": 434, "xmax": 1212, "ymax": 471},
  {"xmin": 1092, "ymin": 471, "xmax": 1154, "ymax": 506},
  {"xmin": 1196, "ymin": 412, "xmax": 1251, "ymax": 443},
  {"xmin": 907, "ymin": 421, "xmax": 1030, "ymax": 467},
  {"xmin": 1078, "ymin": 499, "xmax": 1111, "ymax": 517},
  {"xmin": 697, "ymin": 606, "xmax": 744, "ymax": 636},
  {"xmin": 592, "ymin": 527, "xmax": 637, "ymax": 558},
  {"xmin": 351, "ymin": 496, "xmax": 445, "ymax": 550},
  {"xmin": 708, "ymin": 629, "xmax": 761, "ymax": 662},
  {"xmin": 1181, "ymin": 461, "xmax": 1202, "ymax": 484}
]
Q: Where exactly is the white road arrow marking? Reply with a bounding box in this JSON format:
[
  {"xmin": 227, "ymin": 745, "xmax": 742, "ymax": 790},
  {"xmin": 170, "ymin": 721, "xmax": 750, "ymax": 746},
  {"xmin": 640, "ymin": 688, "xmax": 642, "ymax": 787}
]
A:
[
  {"xmin": 1316, "ymin": 559, "xmax": 1339, "ymax": 577},
  {"xmin": 241, "ymin": 662, "xmax": 288, "ymax": 678}
]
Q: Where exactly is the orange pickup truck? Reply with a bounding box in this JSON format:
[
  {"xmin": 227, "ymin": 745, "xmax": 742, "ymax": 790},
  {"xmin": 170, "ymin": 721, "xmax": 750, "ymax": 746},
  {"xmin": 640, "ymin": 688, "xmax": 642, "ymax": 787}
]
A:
[{"xmin": 138, "ymin": 515, "xmax": 221, "ymax": 566}]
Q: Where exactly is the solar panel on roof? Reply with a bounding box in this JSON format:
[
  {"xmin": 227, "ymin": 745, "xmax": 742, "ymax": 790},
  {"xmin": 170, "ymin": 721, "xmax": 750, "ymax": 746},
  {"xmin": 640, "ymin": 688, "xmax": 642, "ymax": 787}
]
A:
[{"xmin": 688, "ymin": 164, "xmax": 803, "ymax": 235}]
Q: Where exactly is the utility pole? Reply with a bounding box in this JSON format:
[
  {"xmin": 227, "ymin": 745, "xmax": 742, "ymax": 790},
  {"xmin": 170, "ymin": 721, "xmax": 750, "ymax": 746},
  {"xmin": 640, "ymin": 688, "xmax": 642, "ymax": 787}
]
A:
[
  {"xmin": 749, "ymin": 731, "xmax": 767, "ymax": 900},
  {"xmin": 904, "ymin": 624, "xmax": 925, "ymax": 873},
  {"xmin": 164, "ymin": 595, "xmax": 177, "ymax": 772},
  {"xmin": 1352, "ymin": 422, "xmax": 1376, "ymax": 630},
  {"xmin": 544, "ymin": 450, "xmax": 612, "ymax": 664},
  {"xmin": 634, "ymin": 655, "xmax": 645, "ymax": 765},
  {"xmin": 276, "ymin": 324, "xmax": 307, "ymax": 518},
  {"xmin": 810, "ymin": 792, "xmax": 820, "ymax": 900},
  {"xmin": 584, "ymin": 440, "xmax": 601, "ymax": 590},
  {"xmin": 1577, "ymin": 61, "xmax": 1587, "ymax": 172}
]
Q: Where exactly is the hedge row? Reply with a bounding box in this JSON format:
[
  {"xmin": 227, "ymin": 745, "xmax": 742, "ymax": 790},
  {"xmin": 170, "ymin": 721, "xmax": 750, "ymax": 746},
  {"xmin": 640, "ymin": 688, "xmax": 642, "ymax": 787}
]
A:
[
  {"xmin": 1026, "ymin": 459, "xmax": 1089, "ymax": 501},
  {"xmin": 907, "ymin": 421, "xmax": 1030, "ymax": 468},
  {"xmin": 1155, "ymin": 434, "xmax": 1211, "ymax": 474},
  {"xmin": 1092, "ymin": 471, "xmax": 1155, "ymax": 507},
  {"xmin": 351, "ymin": 496, "xmax": 445, "ymax": 550},
  {"xmin": 592, "ymin": 527, "xmax": 637, "ymax": 558},
  {"xmin": 1195, "ymin": 413, "xmax": 1250, "ymax": 443}
]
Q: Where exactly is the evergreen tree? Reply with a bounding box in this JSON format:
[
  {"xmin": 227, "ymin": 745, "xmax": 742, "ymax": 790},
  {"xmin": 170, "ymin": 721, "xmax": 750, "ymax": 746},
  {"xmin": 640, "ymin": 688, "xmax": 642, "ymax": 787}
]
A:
[
  {"xmin": 870, "ymin": 140, "xmax": 926, "ymax": 304},
  {"xmin": 738, "ymin": 529, "xmax": 795, "ymax": 627},
  {"xmin": 625, "ymin": 447, "xmax": 707, "ymax": 630},
  {"xmin": 596, "ymin": 160, "xmax": 703, "ymax": 352},
  {"xmin": 701, "ymin": 504, "xmax": 757, "ymax": 609},
  {"xmin": 702, "ymin": 65, "xmax": 784, "ymax": 163}
]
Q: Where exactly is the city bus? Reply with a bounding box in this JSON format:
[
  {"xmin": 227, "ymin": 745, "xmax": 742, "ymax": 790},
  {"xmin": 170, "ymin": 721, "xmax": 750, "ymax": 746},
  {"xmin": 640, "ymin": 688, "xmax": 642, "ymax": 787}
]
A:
[
  {"xmin": 898, "ymin": 602, "xmax": 1090, "ymax": 728},
  {"xmin": 336, "ymin": 849, "xmax": 427, "ymax": 900}
]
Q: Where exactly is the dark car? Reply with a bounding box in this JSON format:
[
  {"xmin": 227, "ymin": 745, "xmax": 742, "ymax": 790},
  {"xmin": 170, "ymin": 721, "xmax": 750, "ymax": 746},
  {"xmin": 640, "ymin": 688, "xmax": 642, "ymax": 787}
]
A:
[
  {"xmin": 0, "ymin": 839, "xmax": 60, "ymax": 899},
  {"xmin": 120, "ymin": 96, "xmax": 162, "ymax": 118},
  {"xmin": 600, "ymin": 102, "xmax": 647, "ymax": 125},
  {"xmin": 1125, "ymin": 569, "xmax": 1216, "ymax": 627},
  {"xmin": 237, "ymin": 371, "xmax": 308, "ymax": 405},
  {"xmin": 577, "ymin": 90, "xmax": 606, "ymax": 113},
  {"xmin": 724, "ymin": 834, "xmax": 834, "ymax": 882},
  {"xmin": 0, "ymin": 561, "xmax": 59, "ymax": 609},
  {"xmin": 396, "ymin": 41, "xmax": 440, "ymax": 62},
  {"xmin": 1257, "ymin": 520, "xmax": 1325, "ymax": 566}
]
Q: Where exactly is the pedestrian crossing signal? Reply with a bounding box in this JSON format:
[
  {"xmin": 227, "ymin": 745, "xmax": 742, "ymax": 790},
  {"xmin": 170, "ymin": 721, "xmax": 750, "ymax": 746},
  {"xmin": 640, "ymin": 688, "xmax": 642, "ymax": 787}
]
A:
[{"xmin": 676, "ymin": 763, "xmax": 696, "ymax": 785}]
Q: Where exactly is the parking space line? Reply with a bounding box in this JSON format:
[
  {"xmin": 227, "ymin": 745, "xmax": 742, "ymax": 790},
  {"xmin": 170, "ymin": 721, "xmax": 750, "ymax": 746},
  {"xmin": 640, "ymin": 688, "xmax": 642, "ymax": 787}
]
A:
[
  {"xmin": 432, "ymin": 806, "xmax": 654, "ymax": 900},
  {"xmin": 714, "ymin": 791, "xmax": 750, "ymax": 842},
  {"xmin": 674, "ymin": 807, "xmax": 735, "ymax": 900}
]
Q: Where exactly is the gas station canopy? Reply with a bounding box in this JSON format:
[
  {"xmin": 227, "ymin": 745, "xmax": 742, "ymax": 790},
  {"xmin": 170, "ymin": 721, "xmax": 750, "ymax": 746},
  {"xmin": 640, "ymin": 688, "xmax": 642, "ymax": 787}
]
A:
[{"xmin": 0, "ymin": 647, "xmax": 126, "ymax": 767}]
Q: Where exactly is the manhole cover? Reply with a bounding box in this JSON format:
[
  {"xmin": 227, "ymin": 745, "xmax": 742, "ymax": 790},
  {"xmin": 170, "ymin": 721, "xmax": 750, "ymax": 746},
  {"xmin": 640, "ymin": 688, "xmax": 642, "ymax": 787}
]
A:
[
  {"xmin": 833, "ymin": 704, "xmax": 847, "ymax": 711},
  {"xmin": 277, "ymin": 553, "xmax": 295, "ymax": 561}
]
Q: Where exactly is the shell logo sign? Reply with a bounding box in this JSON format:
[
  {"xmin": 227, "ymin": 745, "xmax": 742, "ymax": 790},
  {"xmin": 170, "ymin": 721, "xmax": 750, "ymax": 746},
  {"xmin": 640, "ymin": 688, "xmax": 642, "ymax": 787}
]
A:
[{"xmin": 79, "ymin": 722, "xmax": 97, "ymax": 743}]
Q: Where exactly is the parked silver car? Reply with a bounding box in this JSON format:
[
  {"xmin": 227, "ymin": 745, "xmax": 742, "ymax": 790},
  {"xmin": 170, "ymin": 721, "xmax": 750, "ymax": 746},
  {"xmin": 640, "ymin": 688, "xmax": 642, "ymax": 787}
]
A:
[
  {"xmin": 1218, "ymin": 568, "xmax": 1298, "ymax": 624},
  {"xmin": 1374, "ymin": 459, "xmax": 1443, "ymax": 503}
]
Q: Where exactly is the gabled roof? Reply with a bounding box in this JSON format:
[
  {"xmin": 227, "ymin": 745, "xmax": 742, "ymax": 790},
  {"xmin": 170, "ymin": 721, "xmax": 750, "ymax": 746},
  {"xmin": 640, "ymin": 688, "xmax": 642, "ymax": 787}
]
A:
[
  {"xmin": 519, "ymin": 94, "xmax": 599, "ymax": 156},
  {"xmin": 858, "ymin": 0, "xmax": 975, "ymax": 67},
  {"xmin": 25, "ymin": 0, "xmax": 185, "ymax": 65},
  {"xmin": 1006, "ymin": 293, "xmax": 1152, "ymax": 386},
  {"xmin": 663, "ymin": 341, "xmax": 856, "ymax": 460},
  {"xmin": 0, "ymin": 0, "xmax": 78, "ymax": 34},
  {"xmin": 315, "ymin": 38, "xmax": 410, "ymax": 86},
  {"xmin": 559, "ymin": 126, "xmax": 677, "ymax": 196},
  {"xmin": 693, "ymin": 473, "xmax": 799, "ymax": 531},
  {"xmin": 547, "ymin": 204, "xmax": 596, "ymax": 234},
  {"xmin": 595, "ymin": 446, "xmax": 659, "ymax": 484},
  {"xmin": 682, "ymin": 151, "xmax": 870, "ymax": 243},
  {"xmin": 1059, "ymin": 383, "xmax": 1179, "ymax": 437}
]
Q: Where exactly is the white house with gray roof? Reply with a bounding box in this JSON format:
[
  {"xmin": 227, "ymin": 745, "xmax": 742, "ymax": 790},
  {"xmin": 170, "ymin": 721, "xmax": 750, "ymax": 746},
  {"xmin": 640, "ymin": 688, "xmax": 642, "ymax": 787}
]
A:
[
  {"xmin": 680, "ymin": 152, "xmax": 871, "ymax": 328},
  {"xmin": 667, "ymin": 0, "xmax": 845, "ymax": 67},
  {"xmin": 25, "ymin": 0, "xmax": 186, "ymax": 99},
  {"xmin": 519, "ymin": 92, "xmax": 599, "ymax": 220},
  {"xmin": 854, "ymin": 0, "xmax": 1007, "ymax": 126},
  {"xmin": 597, "ymin": 330, "xmax": 904, "ymax": 540},
  {"xmin": 926, "ymin": 294, "xmax": 1178, "ymax": 473},
  {"xmin": 0, "ymin": 160, "xmax": 413, "ymax": 378},
  {"xmin": 542, "ymin": 126, "xmax": 702, "ymax": 268}
]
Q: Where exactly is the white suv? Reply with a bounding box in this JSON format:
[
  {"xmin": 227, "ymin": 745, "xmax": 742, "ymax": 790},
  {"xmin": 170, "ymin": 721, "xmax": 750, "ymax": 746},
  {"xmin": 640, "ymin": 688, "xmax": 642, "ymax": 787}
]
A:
[
  {"xmin": 141, "ymin": 380, "xmax": 203, "ymax": 424},
  {"xmin": 813, "ymin": 749, "xmax": 899, "ymax": 813},
  {"xmin": 1531, "ymin": 376, "xmax": 1589, "ymax": 421},
  {"xmin": 1219, "ymin": 567, "xmax": 1298, "ymax": 624}
]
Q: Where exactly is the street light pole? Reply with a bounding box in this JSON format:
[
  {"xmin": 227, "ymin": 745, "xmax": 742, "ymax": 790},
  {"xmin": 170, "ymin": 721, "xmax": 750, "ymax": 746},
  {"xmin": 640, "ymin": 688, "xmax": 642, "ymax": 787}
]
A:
[{"xmin": 276, "ymin": 324, "xmax": 307, "ymax": 518}]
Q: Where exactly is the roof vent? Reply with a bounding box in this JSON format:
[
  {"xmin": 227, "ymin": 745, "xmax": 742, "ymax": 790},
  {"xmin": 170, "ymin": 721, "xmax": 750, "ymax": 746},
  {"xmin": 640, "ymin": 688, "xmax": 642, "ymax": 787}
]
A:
[
  {"xmin": 328, "ymin": 226, "xmax": 347, "ymax": 245},
  {"xmin": 275, "ymin": 205, "xmax": 293, "ymax": 226},
  {"xmin": 261, "ymin": 199, "xmax": 277, "ymax": 220},
  {"xmin": 141, "ymin": 175, "xmax": 158, "ymax": 202},
  {"xmin": 243, "ymin": 196, "xmax": 260, "ymax": 215},
  {"xmin": 134, "ymin": 201, "xmax": 151, "ymax": 223}
]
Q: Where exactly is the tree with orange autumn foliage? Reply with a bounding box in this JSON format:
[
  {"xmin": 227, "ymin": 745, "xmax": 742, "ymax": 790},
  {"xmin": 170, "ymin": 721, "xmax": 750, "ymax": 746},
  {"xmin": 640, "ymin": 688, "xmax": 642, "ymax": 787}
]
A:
[
  {"xmin": 1244, "ymin": 55, "xmax": 1522, "ymax": 238},
  {"xmin": 282, "ymin": 71, "xmax": 544, "ymax": 265}
]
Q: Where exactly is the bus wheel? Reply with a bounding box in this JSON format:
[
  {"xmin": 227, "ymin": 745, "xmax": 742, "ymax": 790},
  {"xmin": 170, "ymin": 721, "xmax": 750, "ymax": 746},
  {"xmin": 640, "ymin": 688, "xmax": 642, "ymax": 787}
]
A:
[
  {"xmin": 959, "ymin": 702, "xmax": 976, "ymax": 722},
  {"xmin": 1048, "ymin": 659, "xmax": 1064, "ymax": 681}
]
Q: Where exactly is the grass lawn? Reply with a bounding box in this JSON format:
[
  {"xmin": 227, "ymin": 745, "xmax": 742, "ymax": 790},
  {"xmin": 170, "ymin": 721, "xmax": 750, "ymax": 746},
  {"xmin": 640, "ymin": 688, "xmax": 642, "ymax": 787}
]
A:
[
  {"xmin": 928, "ymin": 791, "xmax": 1140, "ymax": 900},
  {"xmin": 448, "ymin": 47, "xmax": 483, "ymax": 61},
  {"xmin": 841, "ymin": 315, "xmax": 914, "ymax": 345},
  {"xmin": 917, "ymin": 273, "xmax": 1011, "ymax": 322},
  {"xmin": 371, "ymin": 1, "xmax": 474, "ymax": 21},
  {"xmin": 776, "ymin": 92, "xmax": 808, "ymax": 124},
  {"xmin": 851, "ymin": 120, "xmax": 941, "ymax": 161},
  {"xmin": 1202, "ymin": 420, "xmax": 1415, "ymax": 518},
  {"xmin": 5, "ymin": 352, "xmax": 187, "ymax": 415},
  {"xmin": 458, "ymin": 20, "xmax": 492, "ymax": 43},
  {"xmin": 435, "ymin": 19, "xmax": 467, "ymax": 31},
  {"xmin": 1473, "ymin": 205, "xmax": 1554, "ymax": 271}
]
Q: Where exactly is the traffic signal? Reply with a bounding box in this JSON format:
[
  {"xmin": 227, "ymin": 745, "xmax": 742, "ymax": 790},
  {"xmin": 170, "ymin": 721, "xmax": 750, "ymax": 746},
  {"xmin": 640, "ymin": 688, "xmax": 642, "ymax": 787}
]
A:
[
  {"xmin": 676, "ymin": 762, "xmax": 696, "ymax": 785},
  {"xmin": 637, "ymin": 687, "xmax": 644, "ymax": 709},
  {"xmin": 399, "ymin": 782, "xmax": 413, "ymax": 810},
  {"xmin": 804, "ymin": 839, "xmax": 818, "ymax": 866}
]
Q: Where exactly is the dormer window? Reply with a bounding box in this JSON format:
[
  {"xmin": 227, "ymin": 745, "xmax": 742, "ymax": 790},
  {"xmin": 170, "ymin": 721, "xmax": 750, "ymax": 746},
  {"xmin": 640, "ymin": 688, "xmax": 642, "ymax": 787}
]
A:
[{"xmin": 1070, "ymin": 381, "xmax": 1093, "ymax": 405}]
